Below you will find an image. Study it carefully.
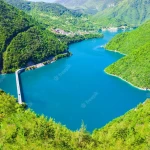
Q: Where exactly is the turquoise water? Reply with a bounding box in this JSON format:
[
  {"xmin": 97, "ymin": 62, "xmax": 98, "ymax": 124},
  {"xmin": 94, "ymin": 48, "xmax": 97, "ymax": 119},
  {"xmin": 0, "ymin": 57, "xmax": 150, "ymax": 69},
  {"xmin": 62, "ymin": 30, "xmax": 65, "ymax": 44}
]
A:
[{"xmin": 0, "ymin": 31, "xmax": 148, "ymax": 131}]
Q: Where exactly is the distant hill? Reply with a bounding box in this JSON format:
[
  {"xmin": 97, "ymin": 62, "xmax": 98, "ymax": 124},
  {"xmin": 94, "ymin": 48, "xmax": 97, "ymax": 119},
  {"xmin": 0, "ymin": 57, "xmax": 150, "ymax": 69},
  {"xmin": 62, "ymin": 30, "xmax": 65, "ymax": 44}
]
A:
[
  {"xmin": 105, "ymin": 20, "xmax": 150, "ymax": 89},
  {"xmin": 55, "ymin": 0, "xmax": 116, "ymax": 14},
  {"xmin": 0, "ymin": 0, "xmax": 67, "ymax": 73},
  {"xmin": 93, "ymin": 0, "xmax": 150, "ymax": 27}
]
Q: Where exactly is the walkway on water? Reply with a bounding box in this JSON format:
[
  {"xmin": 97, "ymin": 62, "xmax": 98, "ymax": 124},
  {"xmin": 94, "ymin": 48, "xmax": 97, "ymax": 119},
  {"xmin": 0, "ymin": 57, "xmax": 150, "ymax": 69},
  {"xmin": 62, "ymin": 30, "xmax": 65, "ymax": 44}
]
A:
[{"xmin": 15, "ymin": 68, "xmax": 25, "ymax": 104}]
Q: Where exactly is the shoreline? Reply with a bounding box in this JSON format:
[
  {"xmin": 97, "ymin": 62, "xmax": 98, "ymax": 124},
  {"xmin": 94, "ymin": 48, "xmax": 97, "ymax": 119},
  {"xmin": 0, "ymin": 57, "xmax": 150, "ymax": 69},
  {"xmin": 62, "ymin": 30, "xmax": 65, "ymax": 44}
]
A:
[
  {"xmin": 0, "ymin": 52, "xmax": 72, "ymax": 75},
  {"xmin": 25, "ymin": 52, "xmax": 72, "ymax": 71},
  {"xmin": 105, "ymin": 48, "xmax": 127, "ymax": 56},
  {"xmin": 104, "ymin": 71, "xmax": 150, "ymax": 91}
]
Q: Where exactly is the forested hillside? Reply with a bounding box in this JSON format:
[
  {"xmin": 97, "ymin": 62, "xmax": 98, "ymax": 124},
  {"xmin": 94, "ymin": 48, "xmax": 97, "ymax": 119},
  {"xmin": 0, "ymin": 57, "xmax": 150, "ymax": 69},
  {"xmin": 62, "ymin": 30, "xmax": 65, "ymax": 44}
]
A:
[
  {"xmin": 105, "ymin": 20, "xmax": 150, "ymax": 89},
  {"xmin": 93, "ymin": 0, "xmax": 150, "ymax": 27},
  {"xmin": 0, "ymin": 0, "xmax": 67, "ymax": 73},
  {"xmin": 5, "ymin": 0, "xmax": 99, "ymax": 32},
  {"xmin": 0, "ymin": 90, "xmax": 150, "ymax": 149}
]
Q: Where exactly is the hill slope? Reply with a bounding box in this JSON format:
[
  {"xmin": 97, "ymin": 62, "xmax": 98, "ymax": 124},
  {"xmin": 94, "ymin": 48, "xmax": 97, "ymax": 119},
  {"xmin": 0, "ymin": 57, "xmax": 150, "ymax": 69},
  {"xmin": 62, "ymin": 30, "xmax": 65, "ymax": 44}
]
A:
[
  {"xmin": 0, "ymin": 0, "xmax": 67, "ymax": 73},
  {"xmin": 105, "ymin": 20, "xmax": 150, "ymax": 89},
  {"xmin": 0, "ymin": 90, "xmax": 150, "ymax": 149},
  {"xmin": 5, "ymin": 0, "xmax": 99, "ymax": 32},
  {"xmin": 93, "ymin": 0, "xmax": 150, "ymax": 27}
]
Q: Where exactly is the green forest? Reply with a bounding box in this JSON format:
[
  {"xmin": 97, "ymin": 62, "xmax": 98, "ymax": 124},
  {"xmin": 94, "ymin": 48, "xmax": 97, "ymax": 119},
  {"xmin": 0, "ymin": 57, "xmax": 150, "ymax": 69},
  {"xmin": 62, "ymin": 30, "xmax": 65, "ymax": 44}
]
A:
[
  {"xmin": 105, "ymin": 20, "xmax": 150, "ymax": 89},
  {"xmin": 0, "ymin": 0, "xmax": 68, "ymax": 73},
  {"xmin": 56, "ymin": 33, "xmax": 103, "ymax": 44},
  {"xmin": 0, "ymin": 90, "xmax": 150, "ymax": 149}
]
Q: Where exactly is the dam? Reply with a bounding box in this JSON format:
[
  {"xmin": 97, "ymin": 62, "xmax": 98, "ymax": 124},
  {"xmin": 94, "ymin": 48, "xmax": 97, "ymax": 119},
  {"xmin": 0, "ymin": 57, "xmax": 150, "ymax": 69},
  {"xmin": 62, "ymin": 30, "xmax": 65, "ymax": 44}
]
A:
[{"xmin": 15, "ymin": 68, "xmax": 24, "ymax": 104}]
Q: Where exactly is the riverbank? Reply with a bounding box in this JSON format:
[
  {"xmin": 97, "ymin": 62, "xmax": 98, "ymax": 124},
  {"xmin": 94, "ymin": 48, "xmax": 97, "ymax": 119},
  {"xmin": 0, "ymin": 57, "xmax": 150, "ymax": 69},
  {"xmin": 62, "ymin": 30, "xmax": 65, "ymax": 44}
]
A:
[
  {"xmin": 26, "ymin": 52, "xmax": 72, "ymax": 71},
  {"xmin": 104, "ymin": 71, "xmax": 150, "ymax": 91}
]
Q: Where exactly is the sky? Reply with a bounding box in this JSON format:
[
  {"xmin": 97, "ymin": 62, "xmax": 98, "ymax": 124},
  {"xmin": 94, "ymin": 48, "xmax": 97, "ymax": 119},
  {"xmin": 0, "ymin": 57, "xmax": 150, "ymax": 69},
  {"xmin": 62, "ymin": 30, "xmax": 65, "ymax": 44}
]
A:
[{"xmin": 28, "ymin": 0, "xmax": 56, "ymax": 2}]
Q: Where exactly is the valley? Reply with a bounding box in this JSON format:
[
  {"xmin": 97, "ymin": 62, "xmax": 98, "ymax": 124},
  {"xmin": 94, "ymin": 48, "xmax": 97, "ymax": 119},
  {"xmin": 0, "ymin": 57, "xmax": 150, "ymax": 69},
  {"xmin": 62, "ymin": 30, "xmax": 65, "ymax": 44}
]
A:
[{"xmin": 0, "ymin": 0, "xmax": 150, "ymax": 149}]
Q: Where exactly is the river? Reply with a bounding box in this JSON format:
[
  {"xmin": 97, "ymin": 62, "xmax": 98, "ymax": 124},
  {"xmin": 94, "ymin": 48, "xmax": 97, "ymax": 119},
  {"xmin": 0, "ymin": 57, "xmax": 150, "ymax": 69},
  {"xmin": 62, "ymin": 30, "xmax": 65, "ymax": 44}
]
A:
[{"xmin": 0, "ymin": 31, "xmax": 148, "ymax": 131}]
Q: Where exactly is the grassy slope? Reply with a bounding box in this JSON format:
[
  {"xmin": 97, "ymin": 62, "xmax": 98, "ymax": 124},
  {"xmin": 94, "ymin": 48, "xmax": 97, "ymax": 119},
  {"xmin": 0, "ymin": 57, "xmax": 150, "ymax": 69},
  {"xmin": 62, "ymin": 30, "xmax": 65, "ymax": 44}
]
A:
[
  {"xmin": 93, "ymin": 0, "xmax": 150, "ymax": 27},
  {"xmin": 105, "ymin": 20, "xmax": 150, "ymax": 89},
  {"xmin": 0, "ymin": 0, "xmax": 67, "ymax": 73},
  {"xmin": 0, "ymin": 90, "xmax": 150, "ymax": 149}
]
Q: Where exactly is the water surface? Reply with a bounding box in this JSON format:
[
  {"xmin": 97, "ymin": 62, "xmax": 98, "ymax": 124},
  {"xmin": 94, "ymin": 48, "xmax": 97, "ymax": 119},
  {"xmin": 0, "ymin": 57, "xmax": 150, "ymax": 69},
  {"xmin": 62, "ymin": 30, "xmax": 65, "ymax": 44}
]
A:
[{"xmin": 0, "ymin": 31, "xmax": 148, "ymax": 131}]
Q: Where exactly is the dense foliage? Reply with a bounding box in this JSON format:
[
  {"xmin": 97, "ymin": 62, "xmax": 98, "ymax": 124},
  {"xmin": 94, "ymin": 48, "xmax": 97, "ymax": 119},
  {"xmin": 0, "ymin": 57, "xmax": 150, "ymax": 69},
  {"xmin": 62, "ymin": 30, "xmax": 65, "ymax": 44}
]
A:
[
  {"xmin": 0, "ymin": 0, "xmax": 67, "ymax": 73},
  {"xmin": 105, "ymin": 20, "xmax": 150, "ymax": 89},
  {"xmin": 0, "ymin": 0, "xmax": 32, "ymax": 67},
  {"xmin": 0, "ymin": 90, "xmax": 150, "ymax": 149}
]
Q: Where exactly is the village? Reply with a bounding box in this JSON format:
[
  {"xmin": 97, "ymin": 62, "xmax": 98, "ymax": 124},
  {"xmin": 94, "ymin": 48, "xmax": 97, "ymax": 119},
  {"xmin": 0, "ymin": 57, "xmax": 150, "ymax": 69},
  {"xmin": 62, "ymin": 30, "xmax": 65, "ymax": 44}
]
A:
[{"xmin": 52, "ymin": 28, "xmax": 99, "ymax": 36}]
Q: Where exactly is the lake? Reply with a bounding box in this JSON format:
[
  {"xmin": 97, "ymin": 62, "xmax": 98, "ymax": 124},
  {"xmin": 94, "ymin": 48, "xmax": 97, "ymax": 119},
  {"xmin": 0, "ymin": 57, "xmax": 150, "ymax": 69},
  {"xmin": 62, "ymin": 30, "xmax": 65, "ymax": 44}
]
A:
[{"xmin": 0, "ymin": 31, "xmax": 148, "ymax": 131}]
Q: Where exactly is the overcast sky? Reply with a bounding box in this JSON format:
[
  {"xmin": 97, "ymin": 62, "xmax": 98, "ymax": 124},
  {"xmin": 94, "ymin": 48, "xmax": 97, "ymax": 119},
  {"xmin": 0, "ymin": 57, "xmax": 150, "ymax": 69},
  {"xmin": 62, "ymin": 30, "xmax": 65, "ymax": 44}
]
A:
[{"xmin": 28, "ymin": 0, "xmax": 56, "ymax": 2}]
